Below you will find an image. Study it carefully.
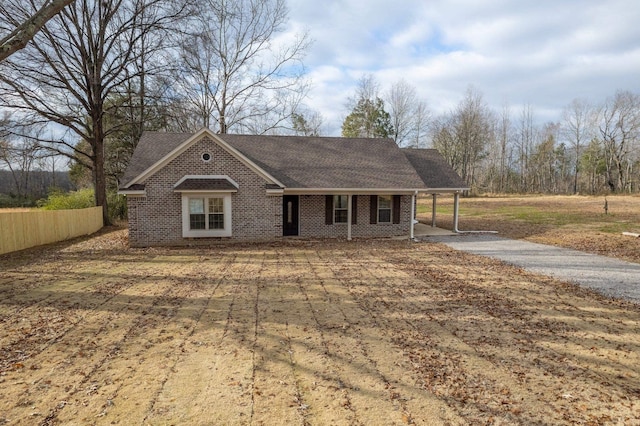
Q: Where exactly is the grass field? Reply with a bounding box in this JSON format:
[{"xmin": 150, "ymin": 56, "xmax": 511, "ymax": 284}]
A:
[
  {"xmin": 418, "ymin": 194, "xmax": 640, "ymax": 264},
  {"xmin": 1, "ymin": 207, "xmax": 639, "ymax": 425}
]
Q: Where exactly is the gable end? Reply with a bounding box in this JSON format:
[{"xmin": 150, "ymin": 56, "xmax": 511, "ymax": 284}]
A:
[{"xmin": 125, "ymin": 129, "xmax": 284, "ymax": 188}]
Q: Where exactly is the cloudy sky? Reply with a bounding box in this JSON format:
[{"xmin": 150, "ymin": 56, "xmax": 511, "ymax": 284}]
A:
[{"xmin": 283, "ymin": 0, "xmax": 640, "ymax": 135}]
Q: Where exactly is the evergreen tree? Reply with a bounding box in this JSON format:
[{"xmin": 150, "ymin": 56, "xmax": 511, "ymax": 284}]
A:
[{"xmin": 341, "ymin": 97, "xmax": 393, "ymax": 138}]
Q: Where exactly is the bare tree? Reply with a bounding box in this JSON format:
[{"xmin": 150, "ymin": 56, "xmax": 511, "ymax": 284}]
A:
[
  {"xmin": 0, "ymin": 0, "xmax": 75, "ymax": 62},
  {"xmin": 387, "ymin": 80, "xmax": 413, "ymax": 145},
  {"xmin": 454, "ymin": 87, "xmax": 493, "ymax": 188},
  {"xmin": 386, "ymin": 79, "xmax": 430, "ymax": 147},
  {"xmin": 430, "ymin": 114, "xmax": 457, "ymax": 166},
  {"xmin": 497, "ymin": 103, "xmax": 513, "ymax": 192},
  {"xmin": 562, "ymin": 98, "xmax": 595, "ymax": 193},
  {"xmin": 411, "ymin": 101, "xmax": 431, "ymax": 148},
  {"xmin": 171, "ymin": 0, "xmax": 310, "ymax": 134},
  {"xmin": 0, "ymin": 0, "xmax": 184, "ymax": 224},
  {"xmin": 0, "ymin": 122, "xmax": 43, "ymax": 200},
  {"xmin": 599, "ymin": 90, "xmax": 640, "ymax": 193},
  {"xmin": 479, "ymin": 102, "xmax": 513, "ymax": 193},
  {"xmin": 431, "ymin": 87, "xmax": 493, "ymax": 190},
  {"xmin": 349, "ymin": 74, "xmax": 380, "ymax": 108},
  {"xmin": 515, "ymin": 104, "xmax": 537, "ymax": 192}
]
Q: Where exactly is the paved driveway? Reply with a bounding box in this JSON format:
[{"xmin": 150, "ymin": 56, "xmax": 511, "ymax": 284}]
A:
[{"xmin": 427, "ymin": 234, "xmax": 640, "ymax": 304}]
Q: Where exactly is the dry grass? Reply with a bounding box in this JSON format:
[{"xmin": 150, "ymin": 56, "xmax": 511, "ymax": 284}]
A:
[
  {"xmin": 0, "ymin": 227, "xmax": 639, "ymax": 425},
  {"xmin": 421, "ymin": 194, "xmax": 640, "ymax": 264}
]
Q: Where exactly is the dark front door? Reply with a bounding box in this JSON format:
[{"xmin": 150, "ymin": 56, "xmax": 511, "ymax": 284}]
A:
[{"xmin": 283, "ymin": 195, "xmax": 299, "ymax": 236}]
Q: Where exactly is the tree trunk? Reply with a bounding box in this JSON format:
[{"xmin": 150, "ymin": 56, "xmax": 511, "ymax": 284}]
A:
[
  {"xmin": 92, "ymin": 136, "xmax": 109, "ymax": 225},
  {"xmin": 92, "ymin": 106, "xmax": 110, "ymax": 225}
]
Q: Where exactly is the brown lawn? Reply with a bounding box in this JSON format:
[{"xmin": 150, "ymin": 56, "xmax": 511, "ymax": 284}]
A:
[{"xmin": 0, "ymin": 217, "xmax": 639, "ymax": 425}]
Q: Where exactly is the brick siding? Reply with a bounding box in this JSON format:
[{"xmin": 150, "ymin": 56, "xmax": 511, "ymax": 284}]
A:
[
  {"xmin": 127, "ymin": 136, "xmax": 280, "ymax": 247},
  {"xmin": 299, "ymin": 195, "xmax": 411, "ymax": 239}
]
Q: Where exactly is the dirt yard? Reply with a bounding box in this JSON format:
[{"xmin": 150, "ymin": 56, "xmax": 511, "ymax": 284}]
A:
[{"xmin": 1, "ymin": 228, "xmax": 639, "ymax": 425}]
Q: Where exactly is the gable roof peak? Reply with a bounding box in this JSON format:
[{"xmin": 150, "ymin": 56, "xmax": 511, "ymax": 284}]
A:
[{"xmin": 120, "ymin": 128, "xmax": 283, "ymax": 188}]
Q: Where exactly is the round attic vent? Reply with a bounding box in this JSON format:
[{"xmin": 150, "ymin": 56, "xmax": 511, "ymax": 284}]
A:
[{"xmin": 201, "ymin": 152, "xmax": 212, "ymax": 162}]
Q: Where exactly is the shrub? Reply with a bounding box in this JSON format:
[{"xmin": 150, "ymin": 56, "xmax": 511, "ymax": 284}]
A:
[
  {"xmin": 0, "ymin": 193, "xmax": 37, "ymax": 208},
  {"xmin": 38, "ymin": 188, "xmax": 95, "ymax": 210},
  {"xmin": 107, "ymin": 190, "xmax": 127, "ymax": 221},
  {"xmin": 37, "ymin": 188, "xmax": 127, "ymax": 222}
]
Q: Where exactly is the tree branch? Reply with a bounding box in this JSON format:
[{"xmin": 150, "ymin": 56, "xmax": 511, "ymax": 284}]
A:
[{"xmin": 0, "ymin": 0, "xmax": 76, "ymax": 62}]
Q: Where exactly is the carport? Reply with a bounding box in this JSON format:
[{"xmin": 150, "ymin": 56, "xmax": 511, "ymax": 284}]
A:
[{"xmin": 402, "ymin": 148, "xmax": 469, "ymax": 236}]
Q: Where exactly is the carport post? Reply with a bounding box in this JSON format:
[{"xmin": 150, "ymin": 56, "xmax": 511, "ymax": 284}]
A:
[
  {"xmin": 453, "ymin": 192, "xmax": 460, "ymax": 233},
  {"xmin": 431, "ymin": 194, "xmax": 437, "ymax": 227},
  {"xmin": 410, "ymin": 191, "xmax": 417, "ymax": 240}
]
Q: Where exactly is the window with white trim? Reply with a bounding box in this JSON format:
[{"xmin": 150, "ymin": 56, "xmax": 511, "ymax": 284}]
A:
[
  {"xmin": 334, "ymin": 195, "xmax": 348, "ymax": 223},
  {"xmin": 182, "ymin": 193, "xmax": 232, "ymax": 237},
  {"xmin": 208, "ymin": 197, "xmax": 224, "ymax": 229},
  {"xmin": 378, "ymin": 195, "xmax": 392, "ymax": 223}
]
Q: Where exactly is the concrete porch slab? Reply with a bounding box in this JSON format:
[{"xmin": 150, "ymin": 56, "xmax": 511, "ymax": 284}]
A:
[
  {"xmin": 390, "ymin": 223, "xmax": 456, "ymax": 240},
  {"xmin": 414, "ymin": 223, "xmax": 456, "ymax": 236}
]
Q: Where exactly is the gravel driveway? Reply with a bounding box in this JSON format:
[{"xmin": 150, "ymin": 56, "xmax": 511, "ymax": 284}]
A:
[{"xmin": 428, "ymin": 234, "xmax": 640, "ymax": 304}]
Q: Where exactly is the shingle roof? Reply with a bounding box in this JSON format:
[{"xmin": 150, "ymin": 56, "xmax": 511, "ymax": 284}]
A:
[
  {"xmin": 173, "ymin": 178, "xmax": 237, "ymax": 192},
  {"xmin": 121, "ymin": 132, "xmax": 193, "ymax": 185},
  {"xmin": 402, "ymin": 148, "xmax": 469, "ymax": 189},
  {"xmin": 220, "ymin": 134, "xmax": 425, "ymax": 189},
  {"xmin": 120, "ymin": 131, "xmax": 466, "ymax": 192}
]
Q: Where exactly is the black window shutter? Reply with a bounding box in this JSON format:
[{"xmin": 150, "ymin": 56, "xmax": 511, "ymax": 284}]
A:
[
  {"xmin": 370, "ymin": 195, "xmax": 377, "ymax": 224},
  {"xmin": 351, "ymin": 195, "xmax": 358, "ymax": 225},
  {"xmin": 325, "ymin": 195, "xmax": 333, "ymax": 225},
  {"xmin": 392, "ymin": 195, "xmax": 401, "ymax": 224}
]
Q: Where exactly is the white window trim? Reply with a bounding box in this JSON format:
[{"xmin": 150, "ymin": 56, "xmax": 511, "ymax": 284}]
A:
[
  {"xmin": 378, "ymin": 195, "xmax": 392, "ymax": 223},
  {"xmin": 181, "ymin": 193, "xmax": 232, "ymax": 237},
  {"xmin": 334, "ymin": 194, "xmax": 348, "ymax": 224}
]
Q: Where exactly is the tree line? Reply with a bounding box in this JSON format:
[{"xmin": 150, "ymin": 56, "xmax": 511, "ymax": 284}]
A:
[{"xmin": 429, "ymin": 87, "xmax": 640, "ymax": 195}]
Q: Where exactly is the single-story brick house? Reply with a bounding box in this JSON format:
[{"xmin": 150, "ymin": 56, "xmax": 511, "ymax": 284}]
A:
[{"xmin": 118, "ymin": 128, "xmax": 468, "ymax": 247}]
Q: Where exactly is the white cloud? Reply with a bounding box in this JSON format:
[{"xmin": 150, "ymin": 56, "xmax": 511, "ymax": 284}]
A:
[{"xmin": 285, "ymin": 0, "xmax": 640, "ymax": 135}]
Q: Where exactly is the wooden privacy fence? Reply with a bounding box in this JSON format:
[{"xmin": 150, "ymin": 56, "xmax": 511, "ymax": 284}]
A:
[{"xmin": 0, "ymin": 207, "xmax": 103, "ymax": 255}]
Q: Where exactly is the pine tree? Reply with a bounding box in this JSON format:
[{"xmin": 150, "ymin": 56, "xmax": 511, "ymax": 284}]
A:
[{"xmin": 342, "ymin": 97, "xmax": 393, "ymax": 138}]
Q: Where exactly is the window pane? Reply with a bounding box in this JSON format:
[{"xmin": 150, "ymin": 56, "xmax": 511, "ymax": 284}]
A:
[
  {"xmin": 335, "ymin": 210, "xmax": 348, "ymax": 223},
  {"xmin": 334, "ymin": 195, "xmax": 348, "ymax": 209},
  {"xmin": 378, "ymin": 195, "xmax": 391, "ymax": 209},
  {"xmin": 378, "ymin": 209, "xmax": 391, "ymax": 223},
  {"xmin": 334, "ymin": 195, "xmax": 348, "ymax": 223},
  {"xmin": 209, "ymin": 198, "xmax": 223, "ymax": 213},
  {"xmin": 189, "ymin": 198, "xmax": 204, "ymax": 214},
  {"xmin": 190, "ymin": 213, "xmax": 206, "ymax": 229},
  {"xmin": 209, "ymin": 213, "xmax": 224, "ymax": 229}
]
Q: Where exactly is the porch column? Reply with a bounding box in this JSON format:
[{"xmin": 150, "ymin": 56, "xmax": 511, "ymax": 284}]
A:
[
  {"xmin": 347, "ymin": 194, "xmax": 352, "ymax": 241},
  {"xmin": 410, "ymin": 191, "xmax": 416, "ymax": 240},
  {"xmin": 453, "ymin": 192, "xmax": 460, "ymax": 233},
  {"xmin": 431, "ymin": 194, "xmax": 437, "ymax": 227}
]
